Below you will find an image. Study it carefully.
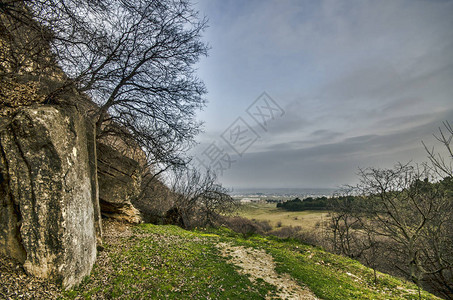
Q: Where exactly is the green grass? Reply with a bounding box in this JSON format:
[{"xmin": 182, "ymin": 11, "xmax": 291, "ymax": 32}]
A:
[
  {"xmin": 64, "ymin": 224, "xmax": 440, "ymax": 300},
  {"xmin": 237, "ymin": 202, "xmax": 329, "ymax": 230},
  {"xmin": 64, "ymin": 224, "xmax": 275, "ymax": 299},
  {"xmin": 266, "ymin": 240, "xmax": 429, "ymax": 299},
  {"xmin": 209, "ymin": 229, "xmax": 438, "ymax": 300}
]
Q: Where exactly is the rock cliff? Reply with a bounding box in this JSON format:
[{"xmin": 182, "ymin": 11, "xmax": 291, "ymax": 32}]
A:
[{"xmin": 0, "ymin": 105, "xmax": 99, "ymax": 288}]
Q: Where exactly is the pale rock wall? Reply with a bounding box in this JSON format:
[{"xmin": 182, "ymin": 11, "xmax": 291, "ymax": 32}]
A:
[{"xmin": 0, "ymin": 105, "xmax": 98, "ymax": 288}]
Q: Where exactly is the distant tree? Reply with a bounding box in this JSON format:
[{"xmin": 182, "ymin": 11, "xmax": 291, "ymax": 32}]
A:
[
  {"xmin": 278, "ymin": 196, "xmax": 328, "ymax": 211},
  {"xmin": 1, "ymin": 0, "xmax": 208, "ymax": 170}
]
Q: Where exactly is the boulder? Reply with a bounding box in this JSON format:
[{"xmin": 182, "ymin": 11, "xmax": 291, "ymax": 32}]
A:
[
  {"xmin": 0, "ymin": 105, "xmax": 98, "ymax": 288},
  {"xmin": 97, "ymin": 142, "xmax": 143, "ymax": 223}
]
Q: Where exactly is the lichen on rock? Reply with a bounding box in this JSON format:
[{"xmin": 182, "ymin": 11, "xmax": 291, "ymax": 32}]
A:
[{"xmin": 0, "ymin": 105, "xmax": 98, "ymax": 288}]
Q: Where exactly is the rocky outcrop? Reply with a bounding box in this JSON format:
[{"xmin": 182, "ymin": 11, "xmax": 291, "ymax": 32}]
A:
[
  {"xmin": 0, "ymin": 105, "xmax": 98, "ymax": 288},
  {"xmin": 97, "ymin": 142, "xmax": 143, "ymax": 224}
]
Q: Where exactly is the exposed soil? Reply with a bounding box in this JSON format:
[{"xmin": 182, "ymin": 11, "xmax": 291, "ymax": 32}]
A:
[{"xmin": 217, "ymin": 242, "xmax": 319, "ymax": 300}]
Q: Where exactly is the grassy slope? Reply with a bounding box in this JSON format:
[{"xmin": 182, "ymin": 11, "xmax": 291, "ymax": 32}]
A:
[{"xmin": 65, "ymin": 224, "xmax": 439, "ymax": 300}]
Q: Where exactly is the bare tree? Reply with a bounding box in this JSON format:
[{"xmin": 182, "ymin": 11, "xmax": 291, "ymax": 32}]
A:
[
  {"xmin": 326, "ymin": 121, "xmax": 453, "ymax": 298},
  {"xmin": 418, "ymin": 178, "xmax": 453, "ymax": 299},
  {"xmin": 423, "ymin": 121, "xmax": 453, "ymax": 178},
  {"xmin": 350, "ymin": 163, "xmax": 453, "ymax": 299},
  {"xmin": 0, "ymin": 1, "xmax": 54, "ymax": 78},
  {"xmin": 197, "ymin": 171, "xmax": 238, "ymax": 227},
  {"xmin": 328, "ymin": 193, "xmax": 361, "ymax": 258},
  {"xmin": 0, "ymin": 1, "xmax": 64, "ymax": 113},
  {"xmin": 1, "ymin": 0, "xmax": 208, "ymax": 169},
  {"xmin": 327, "ymin": 189, "xmax": 388, "ymax": 285},
  {"xmin": 421, "ymin": 121, "xmax": 453, "ymax": 298},
  {"xmin": 169, "ymin": 168, "xmax": 237, "ymax": 229}
]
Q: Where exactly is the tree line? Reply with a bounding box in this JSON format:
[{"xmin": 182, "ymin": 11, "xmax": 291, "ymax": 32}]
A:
[{"xmin": 277, "ymin": 196, "xmax": 330, "ymax": 211}]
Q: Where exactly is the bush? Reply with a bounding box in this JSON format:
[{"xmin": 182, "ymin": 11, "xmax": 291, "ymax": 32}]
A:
[
  {"xmin": 268, "ymin": 225, "xmax": 325, "ymax": 247},
  {"xmin": 222, "ymin": 216, "xmax": 272, "ymax": 238},
  {"xmin": 269, "ymin": 226, "xmax": 302, "ymax": 239}
]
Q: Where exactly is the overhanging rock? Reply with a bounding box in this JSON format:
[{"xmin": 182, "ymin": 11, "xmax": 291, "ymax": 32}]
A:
[{"xmin": 97, "ymin": 142, "xmax": 143, "ymax": 224}]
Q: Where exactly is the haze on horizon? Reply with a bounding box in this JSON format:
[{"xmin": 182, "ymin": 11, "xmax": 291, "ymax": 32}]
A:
[{"xmin": 191, "ymin": 0, "xmax": 453, "ymax": 190}]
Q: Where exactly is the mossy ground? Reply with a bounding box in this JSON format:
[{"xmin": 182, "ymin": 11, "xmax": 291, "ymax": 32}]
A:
[{"xmin": 64, "ymin": 224, "xmax": 439, "ymax": 299}]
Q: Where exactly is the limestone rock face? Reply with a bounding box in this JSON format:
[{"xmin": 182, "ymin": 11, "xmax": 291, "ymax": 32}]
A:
[
  {"xmin": 85, "ymin": 120, "xmax": 103, "ymax": 248},
  {"xmin": 97, "ymin": 142, "xmax": 143, "ymax": 223},
  {"xmin": 0, "ymin": 105, "xmax": 98, "ymax": 288}
]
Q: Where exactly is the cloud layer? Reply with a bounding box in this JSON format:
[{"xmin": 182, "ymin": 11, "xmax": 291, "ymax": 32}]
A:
[{"xmin": 193, "ymin": 0, "xmax": 453, "ymax": 189}]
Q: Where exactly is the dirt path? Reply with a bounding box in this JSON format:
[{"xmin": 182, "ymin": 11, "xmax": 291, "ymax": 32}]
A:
[{"xmin": 216, "ymin": 243, "xmax": 319, "ymax": 300}]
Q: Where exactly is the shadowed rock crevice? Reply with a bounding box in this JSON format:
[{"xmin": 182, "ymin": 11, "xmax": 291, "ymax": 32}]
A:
[
  {"xmin": 97, "ymin": 141, "xmax": 143, "ymax": 224},
  {"xmin": 0, "ymin": 139, "xmax": 26, "ymax": 263}
]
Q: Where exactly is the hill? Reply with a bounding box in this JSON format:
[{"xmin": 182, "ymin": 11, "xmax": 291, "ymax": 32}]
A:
[{"xmin": 59, "ymin": 221, "xmax": 437, "ymax": 299}]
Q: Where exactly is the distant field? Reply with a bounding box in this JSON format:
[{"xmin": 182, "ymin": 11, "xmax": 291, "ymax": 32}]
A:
[{"xmin": 236, "ymin": 202, "xmax": 330, "ymax": 231}]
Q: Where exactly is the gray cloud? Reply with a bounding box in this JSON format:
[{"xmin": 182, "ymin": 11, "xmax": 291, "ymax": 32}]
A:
[
  {"xmin": 193, "ymin": 0, "xmax": 453, "ymax": 189},
  {"xmin": 218, "ymin": 108, "xmax": 453, "ymax": 188}
]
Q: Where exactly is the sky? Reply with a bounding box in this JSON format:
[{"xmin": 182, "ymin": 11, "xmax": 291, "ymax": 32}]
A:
[{"xmin": 190, "ymin": 0, "xmax": 453, "ymax": 190}]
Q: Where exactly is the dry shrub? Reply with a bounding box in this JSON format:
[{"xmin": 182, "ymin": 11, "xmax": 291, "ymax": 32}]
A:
[
  {"xmin": 255, "ymin": 219, "xmax": 273, "ymax": 233},
  {"xmin": 222, "ymin": 216, "xmax": 272, "ymax": 238},
  {"xmin": 269, "ymin": 225, "xmax": 302, "ymax": 239},
  {"xmin": 269, "ymin": 225, "xmax": 325, "ymax": 247},
  {"xmin": 294, "ymin": 230, "xmax": 326, "ymax": 247},
  {"xmin": 132, "ymin": 176, "xmax": 174, "ymax": 224}
]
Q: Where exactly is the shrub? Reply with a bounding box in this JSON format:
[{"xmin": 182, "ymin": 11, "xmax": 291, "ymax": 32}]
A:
[{"xmin": 222, "ymin": 216, "xmax": 272, "ymax": 238}]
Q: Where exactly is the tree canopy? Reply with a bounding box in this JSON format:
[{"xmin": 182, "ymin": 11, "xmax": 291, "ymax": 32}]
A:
[{"xmin": 1, "ymin": 0, "xmax": 208, "ymax": 168}]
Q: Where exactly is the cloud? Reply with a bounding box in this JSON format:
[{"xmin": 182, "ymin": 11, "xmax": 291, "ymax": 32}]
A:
[
  {"xmin": 219, "ymin": 108, "xmax": 453, "ymax": 188},
  {"xmin": 193, "ymin": 0, "xmax": 453, "ymax": 189}
]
